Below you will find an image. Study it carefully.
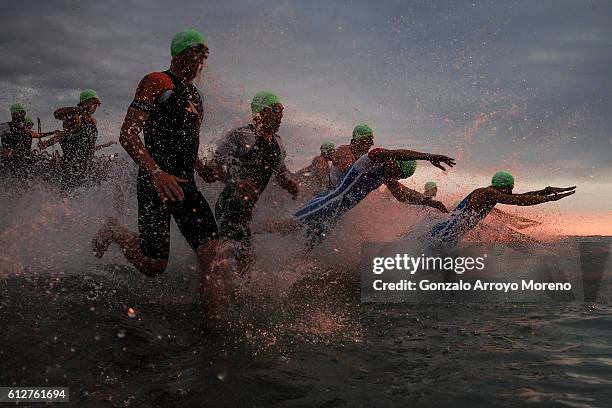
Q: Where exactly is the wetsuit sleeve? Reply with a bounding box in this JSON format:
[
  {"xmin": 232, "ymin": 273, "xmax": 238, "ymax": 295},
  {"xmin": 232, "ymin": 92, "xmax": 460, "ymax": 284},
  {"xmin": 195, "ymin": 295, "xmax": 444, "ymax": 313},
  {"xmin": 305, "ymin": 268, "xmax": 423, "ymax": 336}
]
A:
[
  {"xmin": 130, "ymin": 72, "xmax": 174, "ymax": 113},
  {"xmin": 54, "ymin": 107, "xmax": 80, "ymax": 120}
]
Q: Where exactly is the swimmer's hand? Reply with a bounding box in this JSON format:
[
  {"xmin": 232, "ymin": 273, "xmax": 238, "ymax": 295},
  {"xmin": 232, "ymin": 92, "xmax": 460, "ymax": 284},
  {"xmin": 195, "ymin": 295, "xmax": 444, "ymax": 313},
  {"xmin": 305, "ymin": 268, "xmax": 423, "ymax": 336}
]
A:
[
  {"xmin": 428, "ymin": 199, "xmax": 449, "ymax": 213},
  {"xmin": 428, "ymin": 154, "xmax": 456, "ymax": 171},
  {"xmin": 545, "ymin": 190, "xmax": 575, "ymax": 202},
  {"xmin": 540, "ymin": 186, "xmax": 576, "ymax": 196},
  {"xmin": 151, "ymin": 170, "xmax": 188, "ymax": 202},
  {"xmin": 235, "ymin": 179, "xmax": 259, "ymax": 201}
]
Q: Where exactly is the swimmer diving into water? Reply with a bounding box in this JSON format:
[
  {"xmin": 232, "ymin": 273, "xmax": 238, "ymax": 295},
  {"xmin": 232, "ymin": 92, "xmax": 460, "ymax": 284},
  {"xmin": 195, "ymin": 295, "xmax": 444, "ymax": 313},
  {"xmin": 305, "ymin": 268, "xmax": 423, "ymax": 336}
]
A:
[
  {"xmin": 91, "ymin": 29, "xmax": 224, "ymax": 314},
  {"xmin": 423, "ymin": 180, "xmax": 541, "ymax": 231},
  {"xmin": 265, "ymin": 147, "xmax": 455, "ymax": 248},
  {"xmin": 429, "ymin": 171, "xmax": 575, "ymax": 248}
]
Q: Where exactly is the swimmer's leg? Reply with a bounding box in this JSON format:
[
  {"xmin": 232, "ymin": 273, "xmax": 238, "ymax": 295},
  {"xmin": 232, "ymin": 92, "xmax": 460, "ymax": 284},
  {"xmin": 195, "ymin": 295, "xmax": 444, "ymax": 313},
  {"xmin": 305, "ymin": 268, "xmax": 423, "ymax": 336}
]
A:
[
  {"xmin": 215, "ymin": 192, "xmax": 256, "ymax": 274},
  {"xmin": 196, "ymin": 240, "xmax": 229, "ymax": 318},
  {"xmin": 92, "ymin": 216, "xmax": 168, "ymax": 276},
  {"xmin": 92, "ymin": 178, "xmax": 172, "ymax": 276},
  {"xmin": 170, "ymin": 184, "xmax": 226, "ymax": 314}
]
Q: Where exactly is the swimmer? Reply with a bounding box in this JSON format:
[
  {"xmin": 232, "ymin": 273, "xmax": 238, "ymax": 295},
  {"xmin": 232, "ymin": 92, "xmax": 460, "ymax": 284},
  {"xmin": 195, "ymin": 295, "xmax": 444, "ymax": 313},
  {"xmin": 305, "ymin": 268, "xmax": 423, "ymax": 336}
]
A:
[{"xmin": 429, "ymin": 171, "xmax": 575, "ymax": 248}]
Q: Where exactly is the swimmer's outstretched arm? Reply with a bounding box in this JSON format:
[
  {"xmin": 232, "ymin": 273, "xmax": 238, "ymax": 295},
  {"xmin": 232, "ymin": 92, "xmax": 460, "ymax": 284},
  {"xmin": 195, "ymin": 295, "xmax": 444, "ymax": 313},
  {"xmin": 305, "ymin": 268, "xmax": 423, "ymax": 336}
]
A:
[
  {"xmin": 368, "ymin": 148, "xmax": 456, "ymax": 171},
  {"xmin": 94, "ymin": 141, "xmax": 117, "ymax": 151},
  {"xmin": 515, "ymin": 186, "xmax": 577, "ymax": 196},
  {"xmin": 386, "ymin": 180, "xmax": 449, "ymax": 213},
  {"xmin": 493, "ymin": 187, "xmax": 575, "ymax": 206},
  {"xmin": 54, "ymin": 106, "xmax": 81, "ymax": 120},
  {"xmin": 30, "ymin": 130, "xmax": 58, "ymax": 140},
  {"xmin": 37, "ymin": 130, "xmax": 68, "ymax": 150}
]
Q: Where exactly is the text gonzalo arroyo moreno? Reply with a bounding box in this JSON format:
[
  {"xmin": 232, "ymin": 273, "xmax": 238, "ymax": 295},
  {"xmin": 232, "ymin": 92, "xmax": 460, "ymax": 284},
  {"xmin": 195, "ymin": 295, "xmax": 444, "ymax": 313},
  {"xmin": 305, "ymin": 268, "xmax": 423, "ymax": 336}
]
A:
[{"xmin": 371, "ymin": 254, "xmax": 572, "ymax": 292}]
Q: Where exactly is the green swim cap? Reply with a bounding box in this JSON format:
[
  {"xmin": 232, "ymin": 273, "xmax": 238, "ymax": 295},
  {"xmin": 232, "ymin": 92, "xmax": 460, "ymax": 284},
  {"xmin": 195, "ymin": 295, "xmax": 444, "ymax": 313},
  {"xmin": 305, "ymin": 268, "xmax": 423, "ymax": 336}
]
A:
[
  {"xmin": 395, "ymin": 159, "xmax": 417, "ymax": 178},
  {"xmin": 24, "ymin": 116, "xmax": 33, "ymax": 125},
  {"xmin": 251, "ymin": 91, "xmax": 281, "ymax": 113},
  {"xmin": 352, "ymin": 123, "xmax": 373, "ymax": 141},
  {"xmin": 171, "ymin": 28, "xmax": 207, "ymax": 58},
  {"xmin": 10, "ymin": 103, "xmax": 25, "ymax": 114},
  {"xmin": 491, "ymin": 171, "xmax": 514, "ymax": 188},
  {"xmin": 424, "ymin": 181, "xmax": 437, "ymax": 191},
  {"xmin": 320, "ymin": 141, "xmax": 335, "ymax": 155},
  {"xmin": 80, "ymin": 89, "xmax": 99, "ymax": 103}
]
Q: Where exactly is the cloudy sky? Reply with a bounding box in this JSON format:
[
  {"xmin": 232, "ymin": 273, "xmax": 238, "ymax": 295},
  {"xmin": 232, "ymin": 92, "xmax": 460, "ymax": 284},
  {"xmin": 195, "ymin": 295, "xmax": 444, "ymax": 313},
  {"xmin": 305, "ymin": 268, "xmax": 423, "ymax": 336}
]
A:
[{"xmin": 1, "ymin": 0, "xmax": 610, "ymax": 232}]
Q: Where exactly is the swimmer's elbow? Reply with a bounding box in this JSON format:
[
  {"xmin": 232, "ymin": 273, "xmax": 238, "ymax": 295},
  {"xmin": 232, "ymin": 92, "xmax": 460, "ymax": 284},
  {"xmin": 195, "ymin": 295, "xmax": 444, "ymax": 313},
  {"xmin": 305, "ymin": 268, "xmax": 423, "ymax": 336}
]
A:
[{"xmin": 368, "ymin": 148, "xmax": 388, "ymax": 162}]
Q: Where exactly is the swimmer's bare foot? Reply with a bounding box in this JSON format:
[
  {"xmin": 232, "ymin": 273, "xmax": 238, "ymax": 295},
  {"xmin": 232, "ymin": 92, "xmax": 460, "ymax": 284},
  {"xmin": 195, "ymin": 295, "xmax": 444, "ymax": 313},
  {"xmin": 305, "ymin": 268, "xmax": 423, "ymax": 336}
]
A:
[{"xmin": 92, "ymin": 217, "xmax": 120, "ymax": 258}]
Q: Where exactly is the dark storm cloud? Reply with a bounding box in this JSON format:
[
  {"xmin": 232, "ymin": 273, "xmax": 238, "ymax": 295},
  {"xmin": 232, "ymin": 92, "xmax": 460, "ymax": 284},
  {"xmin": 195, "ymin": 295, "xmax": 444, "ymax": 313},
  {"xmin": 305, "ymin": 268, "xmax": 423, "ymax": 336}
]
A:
[{"xmin": 0, "ymin": 0, "xmax": 610, "ymax": 182}]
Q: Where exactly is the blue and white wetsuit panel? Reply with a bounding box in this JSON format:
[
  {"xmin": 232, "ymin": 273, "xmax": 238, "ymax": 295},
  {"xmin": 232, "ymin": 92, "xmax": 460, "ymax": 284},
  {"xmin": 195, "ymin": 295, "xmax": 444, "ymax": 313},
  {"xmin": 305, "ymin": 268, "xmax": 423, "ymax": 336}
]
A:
[
  {"xmin": 429, "ymin": 192, "xmax": 494, "ymax": 246},
  {"xmin": 295, "ymin": 154, "xmax": 387, "ymax": 227}
]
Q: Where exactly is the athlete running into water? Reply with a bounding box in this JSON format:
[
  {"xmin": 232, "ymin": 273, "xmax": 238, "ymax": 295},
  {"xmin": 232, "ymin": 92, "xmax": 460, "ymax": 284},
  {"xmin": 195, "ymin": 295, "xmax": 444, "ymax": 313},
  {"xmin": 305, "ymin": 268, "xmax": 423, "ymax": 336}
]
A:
[
  {"xmin": 208, "ymin": 91, "xmax": 298, "ymax": 272},
  {"xmin": 92, "ymin": 29, "xmax": 223, "ymax": 312},
  {"xmin": 39, "ymin": 89, "xmax": 101, "ymax": 186},
  {"xmin": 429, "ymin": 171, "xmax": 575, "ymax": 248},
  {"xmin": 0, "ymin": 104, "xmax": 48, "ymax": 174},
  {"xmin": 1, "ymin": 104, "xmax": 29, "ymax": 161},
  {"xmin": 274, "ymin": 147, "xmax": 455, "ymax": 248}
]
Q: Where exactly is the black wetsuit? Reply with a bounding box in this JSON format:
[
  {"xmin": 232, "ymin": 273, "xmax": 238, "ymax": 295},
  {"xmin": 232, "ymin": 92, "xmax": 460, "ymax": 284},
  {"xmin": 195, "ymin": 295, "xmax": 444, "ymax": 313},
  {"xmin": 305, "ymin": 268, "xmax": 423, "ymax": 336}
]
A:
[
  {"xmin": 0, "ymin": 122, "xmax": 32, "ymax": 176},
  {"xmin": 214, "ymin": 125, "xmax": 287, "ymax": 252},
  {"xmin": 59, "ymin": 121, "xmax": 97, "ymax": 185},
  {"xmin": 130, "ymin": 70, "xmax": 217, "ymax": 260}
]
